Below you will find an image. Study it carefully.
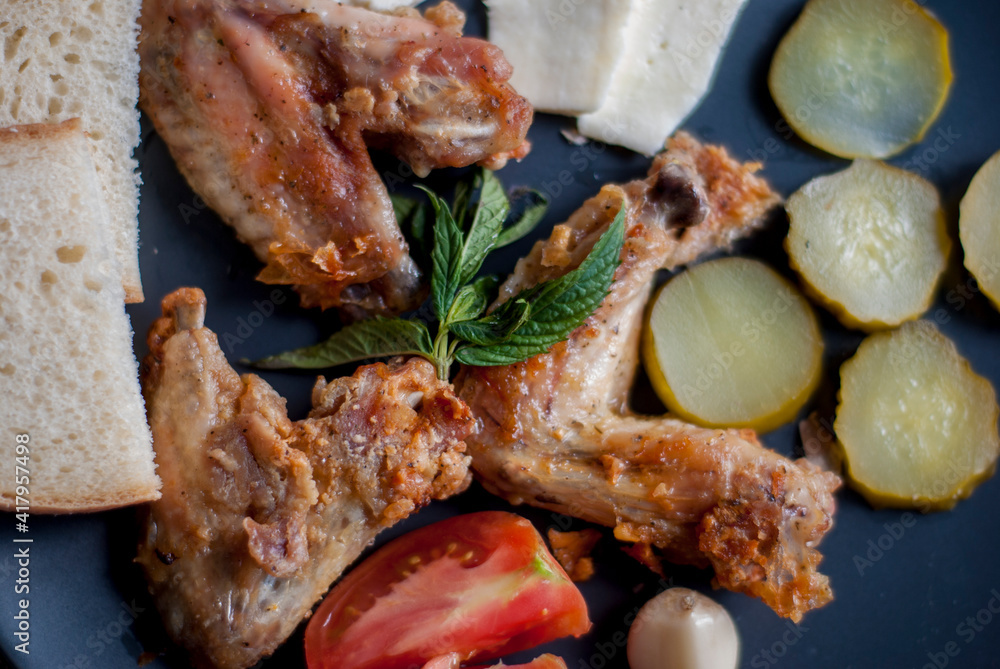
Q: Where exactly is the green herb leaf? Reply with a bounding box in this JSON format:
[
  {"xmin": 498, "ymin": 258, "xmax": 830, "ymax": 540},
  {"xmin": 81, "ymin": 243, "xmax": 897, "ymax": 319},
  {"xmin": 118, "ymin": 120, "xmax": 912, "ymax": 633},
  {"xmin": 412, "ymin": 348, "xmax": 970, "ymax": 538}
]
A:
[
  {"xmin": 420, "ymin": 185, "xmax": 464, "ymax": 321},
  {"xmin": 452, "ymin": 174, "xmax": 474, "ymax": 229},
  {"xmin": 496, "ymin": 192, "xmax": 548, "ymax": 249},
  {"xmin": 256, "ymin": 174, "xmax": 623, "ymax": 381},
  {"xmin": 457, "ymin": 170, "xmax": 510, "ymax": 287},
  {"xmin": 253, "ymin": 318, "xmax": 433, "ymax": 369},
  {"xmin": 469, "ymin": 274, "xmax": 500, "ymax": 305},
  {"xmin": 392, "ymin": 193, "xmax": 430, "ymax": 271},
  {"xmin": 445, "ymin": 274, "xmax": 500, "ymax": 326},
  {"xmin": 451, "ymin": 297, "xmax": 531, "ymax": 347},
  {"xmin": 447, "ymin": 283, "xmax": 488, "ymax": 325},
  {"xmin": 390, "ymin": 193, "xmax": 420, "ymax": 223},
  {"xmin": 472, "ymin": 171, "xmax": 511, "ymax": 236},
  {"xmin": 455, "ymin": 205, "xmax": 626, "ymax": 366}
]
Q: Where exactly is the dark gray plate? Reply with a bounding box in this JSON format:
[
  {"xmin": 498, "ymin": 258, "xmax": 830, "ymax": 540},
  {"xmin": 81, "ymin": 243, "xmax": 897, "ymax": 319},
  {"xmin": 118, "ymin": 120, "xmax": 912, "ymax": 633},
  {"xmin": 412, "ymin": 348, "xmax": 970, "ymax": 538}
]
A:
[{"xmin": 3, "ymin": 1, "xmax": 1000, "ymax": 667}]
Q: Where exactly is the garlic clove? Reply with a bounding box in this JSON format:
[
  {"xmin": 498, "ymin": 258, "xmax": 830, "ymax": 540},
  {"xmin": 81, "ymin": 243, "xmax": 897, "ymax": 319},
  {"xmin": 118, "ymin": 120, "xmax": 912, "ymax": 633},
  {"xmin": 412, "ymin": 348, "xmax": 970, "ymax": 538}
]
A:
[{"xmin": 627, "ymin": 587, "xmax": 739, "ymax": 669}]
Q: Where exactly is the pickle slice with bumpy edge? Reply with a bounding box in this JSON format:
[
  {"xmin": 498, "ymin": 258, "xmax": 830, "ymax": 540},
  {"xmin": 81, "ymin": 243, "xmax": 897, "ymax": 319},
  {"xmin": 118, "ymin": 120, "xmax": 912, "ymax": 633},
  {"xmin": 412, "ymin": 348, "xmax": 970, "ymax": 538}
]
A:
[
  {"xmin": 835, "ymin": 321, "xmax": 1000, "ymax": 511},
  {"xmin": 785, "ymin": 159, "xmax": 950, "ymax": 331},
  {"xmin": 959, "ymin": 149, "xmax": 1000, "ymax": 310},
  {"xmin": 642, "ymin": 257, "xmax": 823, "ymax": 433},
  {"xmin": 769, "ymin": 0, "xmax": 952, "ymax": 159}
]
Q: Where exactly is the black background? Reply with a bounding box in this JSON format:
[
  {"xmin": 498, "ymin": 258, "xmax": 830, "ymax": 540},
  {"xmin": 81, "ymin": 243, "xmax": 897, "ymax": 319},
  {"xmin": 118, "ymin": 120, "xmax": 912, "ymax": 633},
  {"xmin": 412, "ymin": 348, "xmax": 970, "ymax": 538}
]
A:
[{"xmin": 2, "ymin": 0, "xmax": 999, "ymax": 667}]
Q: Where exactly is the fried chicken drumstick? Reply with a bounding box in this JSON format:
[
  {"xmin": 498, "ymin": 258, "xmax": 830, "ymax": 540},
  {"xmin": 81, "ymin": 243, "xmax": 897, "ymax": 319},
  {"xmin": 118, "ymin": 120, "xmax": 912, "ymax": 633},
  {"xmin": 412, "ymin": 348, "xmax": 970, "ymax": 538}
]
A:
[
  {"xmin": 137, "ymin": 288, "xmax": 473, "ymax": 668},
  {"xmin": 458, "ymin": 134, "xmax": 841, "ymax": 621},
  {"xmin": 139, "ymin": 0, "xmax": 531, "ymax": 317}
]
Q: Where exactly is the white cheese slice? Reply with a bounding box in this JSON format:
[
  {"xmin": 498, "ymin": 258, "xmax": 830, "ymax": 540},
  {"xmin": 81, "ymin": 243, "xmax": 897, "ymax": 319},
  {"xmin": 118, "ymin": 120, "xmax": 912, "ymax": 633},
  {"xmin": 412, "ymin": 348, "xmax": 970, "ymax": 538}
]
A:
[
  {"xmin": 486, "ymin": 0, "xmax": 634, "ymax": 115},
  {"xmin": 578, "ymin": 0, "xmax": 751, "ymax": 155}
]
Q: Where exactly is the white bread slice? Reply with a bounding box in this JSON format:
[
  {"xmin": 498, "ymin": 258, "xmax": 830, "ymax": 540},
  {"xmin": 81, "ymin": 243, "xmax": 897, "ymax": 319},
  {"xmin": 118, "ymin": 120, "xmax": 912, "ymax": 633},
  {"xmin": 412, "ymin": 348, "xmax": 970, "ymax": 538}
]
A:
[
  {"xmin": 0, "ymin": 0, "xmax": 144, "ymax": 302},
  {"xmin": 0, "ymin": 119, "xmax": 159, "ymax": 513}
]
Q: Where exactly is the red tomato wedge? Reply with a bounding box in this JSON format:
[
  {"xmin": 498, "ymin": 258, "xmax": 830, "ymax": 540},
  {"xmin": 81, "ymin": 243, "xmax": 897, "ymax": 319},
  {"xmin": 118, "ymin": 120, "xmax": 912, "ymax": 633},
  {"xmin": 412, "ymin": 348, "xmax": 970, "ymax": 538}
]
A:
[{"xmin": 304, "ymin": 511, "xmax": 591, "ymax": 669}]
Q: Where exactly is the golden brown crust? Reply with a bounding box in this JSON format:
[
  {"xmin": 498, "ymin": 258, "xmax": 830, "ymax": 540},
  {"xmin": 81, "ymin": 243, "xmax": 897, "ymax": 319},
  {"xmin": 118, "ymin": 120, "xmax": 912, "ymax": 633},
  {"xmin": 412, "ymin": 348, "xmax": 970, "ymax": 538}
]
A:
[
  {"xmin": 547, "ymin": 528, "xmax": 602, "ymax": 582},
  {"xmin": 138, "ymin": 288, "xmax": 473, "ymax": 668},
  {"xmin": 139, "ymin": 0, "xmax": 531, "ymax": 315},
  {"xmin": 460, "ymin": 135, "xmax": 838, "ymax": 622},
  {"xmin": 0, "ymin": 488, "xmax": 161, "ymax": 514}
]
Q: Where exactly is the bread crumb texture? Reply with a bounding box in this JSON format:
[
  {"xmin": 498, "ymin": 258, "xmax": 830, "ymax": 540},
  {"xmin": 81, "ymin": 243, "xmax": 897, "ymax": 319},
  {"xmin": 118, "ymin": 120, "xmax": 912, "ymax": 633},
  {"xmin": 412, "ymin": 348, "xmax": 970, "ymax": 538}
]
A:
[
  {"xmin": 0, "ymin": 121, "xmax": 159, "ymax": 512},
  {"xmin": 0, "ymin": 0, "xmax": 143, "ymax": 301}
]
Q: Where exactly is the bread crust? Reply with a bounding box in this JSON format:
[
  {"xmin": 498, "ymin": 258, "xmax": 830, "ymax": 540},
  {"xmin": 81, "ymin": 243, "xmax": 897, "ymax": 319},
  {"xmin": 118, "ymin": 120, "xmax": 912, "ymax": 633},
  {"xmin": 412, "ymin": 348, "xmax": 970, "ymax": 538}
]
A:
[
  {"xmin": 0, "ymin": 0, "xmax": 144, "ymax": 301},
  {"xmin": 0, "ymin": 118, "xmax": 159, "ymax": 514}
]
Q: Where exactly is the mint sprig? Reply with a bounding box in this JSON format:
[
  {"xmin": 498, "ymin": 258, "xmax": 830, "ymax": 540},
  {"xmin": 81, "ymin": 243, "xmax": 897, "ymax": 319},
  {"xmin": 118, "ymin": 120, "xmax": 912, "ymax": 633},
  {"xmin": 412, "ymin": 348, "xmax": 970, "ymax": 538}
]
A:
[
  {"xmin": 255, "ymin": 318, "xmax": 433, "ymax": 369},
  {"xmin": 254, "ymin": 169, "xmax": 626, "ymax": 380}
]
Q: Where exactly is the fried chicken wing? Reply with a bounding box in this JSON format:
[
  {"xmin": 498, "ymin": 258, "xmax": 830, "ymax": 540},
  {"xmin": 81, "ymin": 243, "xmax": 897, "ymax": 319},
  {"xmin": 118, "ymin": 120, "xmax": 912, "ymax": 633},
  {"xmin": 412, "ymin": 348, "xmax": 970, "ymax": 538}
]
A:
[
  {"xmin": 458, "ymin": 133, "xmax": 841, "ymax": 621},
  {"xmin": 139, "ymin": 0, "xmax": 532, "ymax": 317},
  {"xmin": 137, "ymin": 288, "xmax": 473, "ymax": 668}
]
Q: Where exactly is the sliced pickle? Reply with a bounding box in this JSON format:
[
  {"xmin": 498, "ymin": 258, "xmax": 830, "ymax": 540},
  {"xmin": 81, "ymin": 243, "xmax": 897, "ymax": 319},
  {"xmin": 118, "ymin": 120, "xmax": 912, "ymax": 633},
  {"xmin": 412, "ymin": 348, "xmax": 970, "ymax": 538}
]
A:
[
  {"xmin": 769, "ymin": 0, "xmax": 952, "ymax": 159},
  {"xmin": 959, "ymin": 149, "xmax": 1000, "ymax": 309},
  {"xmin": 835, "ymin": 321, "xmax": 1000, "ymax": 510},
  {"xmin": 642, "ymin": 257, "xmax": 823, "ymax": 432},
  {"xmin": 785, "ymin": 159, "xmax": 950, "ymax": 331}
]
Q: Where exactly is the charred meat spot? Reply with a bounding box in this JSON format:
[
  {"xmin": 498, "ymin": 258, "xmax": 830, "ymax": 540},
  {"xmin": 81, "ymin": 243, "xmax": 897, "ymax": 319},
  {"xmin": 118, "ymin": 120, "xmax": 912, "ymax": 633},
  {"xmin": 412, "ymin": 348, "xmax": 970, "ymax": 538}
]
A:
[
  {"xmin": 650, "ymin": 162, "xmax": 709, "ymax": 229},
  {"xmin": 156, "ymin": 549, "xmax": 177, "ymax": 565}
]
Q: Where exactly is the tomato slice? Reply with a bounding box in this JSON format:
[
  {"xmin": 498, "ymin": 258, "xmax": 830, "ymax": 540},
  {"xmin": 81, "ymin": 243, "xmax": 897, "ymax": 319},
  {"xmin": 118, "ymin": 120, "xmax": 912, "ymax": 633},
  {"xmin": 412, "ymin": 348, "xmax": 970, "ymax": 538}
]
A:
[{"xmin": 304, "ymin": 511, "xmax": 591, "ymax": 669}]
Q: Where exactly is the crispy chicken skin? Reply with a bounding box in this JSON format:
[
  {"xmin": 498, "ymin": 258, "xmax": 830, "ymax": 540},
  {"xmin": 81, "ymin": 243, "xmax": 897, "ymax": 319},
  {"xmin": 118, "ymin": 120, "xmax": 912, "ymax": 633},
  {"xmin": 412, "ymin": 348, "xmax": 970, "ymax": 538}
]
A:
[
  {"xmin": 458, "ymin": 133, "xmax": 841, "ymax": 621},
  {"xmin": 139, "ymin": 1, "xmax": 532, "ymax": 317},
  {"xmin": 137, "ymin": 288, "xmax": 473, "ymax": 668}
]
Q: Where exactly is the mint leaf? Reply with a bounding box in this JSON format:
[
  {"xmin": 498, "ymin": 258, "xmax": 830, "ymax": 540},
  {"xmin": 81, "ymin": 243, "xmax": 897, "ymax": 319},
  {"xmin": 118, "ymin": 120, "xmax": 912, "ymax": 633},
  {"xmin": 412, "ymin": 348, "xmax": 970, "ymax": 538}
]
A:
[
  {"xmin": 447, "ymin": 283, "xmax": 488, "ymax": 325},
  {"xmin": 392, "ymin": 193, "xmax": 430, "ymax": 272},
  {"xmin": 256, "ymin": 173, "xmax": 621, "ymax": 381},
  {"xmin": 253, "ymin": 318, "xmax": 433, "ymax": 369},
  {"xmin": 420, "ymin": 185, "xmax": 464, "ymax": 322},
  {"xmin": 496, "ymin": 192, "xmax": 548, "ymax": 249},
  {"xmin": 452, "ymin": 175, "xmax": 474, "ymax": 229},
  {"xmin": 452, "ymin": 298, "xmax": 531, "ymax": 348},
  {"xmin": 453, "ymin": 342, "xmax": 522, "ymax": 366},
  {"xmin": 472, "ymin": 170, "xmax": 511, "ymax": 236},
  {"xmin": 390, "ymin": 193, "xmax": 420, "ymax": 223},
  {"xmin": 469, "ymin": 274, "xmax": 500, "ymax": 305},
  {"xmin": 456, "ymin": 205, "xmax": 626, "ymax": 366},
  {"xmin": 457, "ymin": 170, "xmax": 510, "ymax": 286}
]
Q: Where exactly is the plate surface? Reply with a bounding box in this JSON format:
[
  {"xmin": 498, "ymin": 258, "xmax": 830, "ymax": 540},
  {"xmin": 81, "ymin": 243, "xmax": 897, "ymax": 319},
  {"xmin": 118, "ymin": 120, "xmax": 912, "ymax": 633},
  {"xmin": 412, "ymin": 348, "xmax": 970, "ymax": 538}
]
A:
[{"xmin": 3, "ymin": 1, "xmax": 1000, "ymax": 667}]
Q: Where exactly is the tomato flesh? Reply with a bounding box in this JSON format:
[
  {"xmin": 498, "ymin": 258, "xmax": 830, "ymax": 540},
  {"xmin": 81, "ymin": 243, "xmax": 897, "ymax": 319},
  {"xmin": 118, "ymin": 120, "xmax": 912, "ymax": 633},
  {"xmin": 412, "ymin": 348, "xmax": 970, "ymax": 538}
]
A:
[{"xmin": 304, "ymin": 511, "xmax": 590, "ymax": 669}]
